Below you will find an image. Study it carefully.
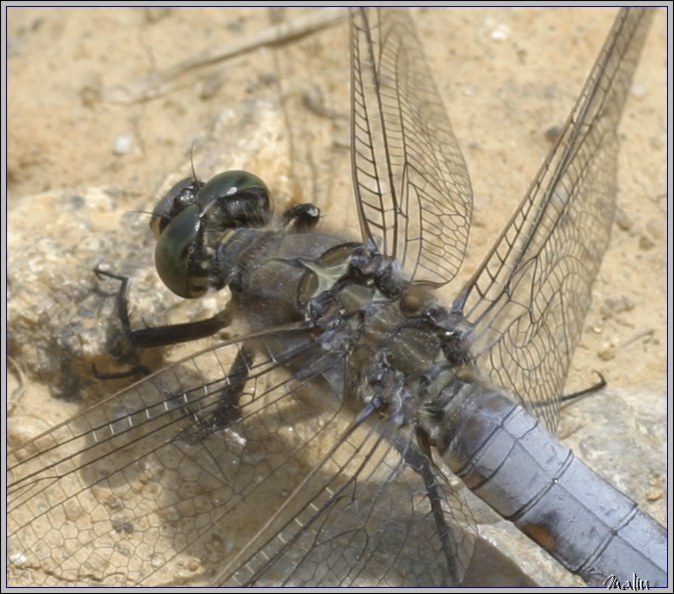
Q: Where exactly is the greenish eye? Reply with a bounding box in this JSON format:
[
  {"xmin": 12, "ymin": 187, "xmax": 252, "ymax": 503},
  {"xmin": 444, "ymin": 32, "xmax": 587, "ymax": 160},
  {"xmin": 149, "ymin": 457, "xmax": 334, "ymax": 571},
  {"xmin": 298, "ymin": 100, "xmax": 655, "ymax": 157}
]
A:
[
  {"xmin": 198, "ymin": 170, "xmax": 273, "ymax": 229},
  {"xmin": 150, "ymin": 177, "xmax": 204, "ymax": 239},
  {"xmin": 154, "ymin": 204, "xmax": 208, "ymax": 299},
  {"xmin": 151, "ymin": 170, "xmax": 273, "ymax": 299}
]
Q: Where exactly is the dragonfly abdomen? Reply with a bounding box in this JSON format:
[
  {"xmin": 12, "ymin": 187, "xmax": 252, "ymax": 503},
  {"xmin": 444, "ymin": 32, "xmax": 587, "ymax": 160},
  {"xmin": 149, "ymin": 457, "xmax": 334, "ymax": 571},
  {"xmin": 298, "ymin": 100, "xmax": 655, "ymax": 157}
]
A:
[{"xmin": 434, "ymin": 381, "xmax": 666, "ymax": 586}]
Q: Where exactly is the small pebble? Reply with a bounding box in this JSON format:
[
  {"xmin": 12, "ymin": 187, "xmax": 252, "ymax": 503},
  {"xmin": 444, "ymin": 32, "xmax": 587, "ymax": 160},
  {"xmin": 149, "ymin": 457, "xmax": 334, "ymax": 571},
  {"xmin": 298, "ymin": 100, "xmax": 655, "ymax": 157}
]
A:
[
  {"xmin": 614, "ymin": 208, "xmax": 633, "ymax": 231},
  {"xmin": 600, "ymin": 295, "xmax": 635, "ymax": 319},
  {"xmin": 490, "ymin": 23, "xmax": 510, "ymax": 41},
  {"xmin": 646, "ymin": 488, "xmax": 664, "ymax": 502},
  {"xmin": 645, "ymin": 218, "xmax": 664, "ymax": 240},
  {"xmin": 598, "ymin": 348, "xmax": 615, "ymax": 361},
  {"xmin": 113, "ymin": 134, "xmax": 134, "ymax": 156},
  {"xmin": 639, "ymin": 234, "xmax": 655, "ymax": 250},
  {"xmin": 544, "ymin": 125, "xmax": 563, "ymax": 144}
]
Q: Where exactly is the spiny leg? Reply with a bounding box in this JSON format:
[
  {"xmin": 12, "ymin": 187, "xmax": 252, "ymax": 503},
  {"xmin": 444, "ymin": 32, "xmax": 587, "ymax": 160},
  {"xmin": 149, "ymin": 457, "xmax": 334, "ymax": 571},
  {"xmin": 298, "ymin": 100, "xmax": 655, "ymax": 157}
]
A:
[
  {"xmin": 282, "ymin": 203, "xmax": 321, "ymax": 232},
  {"xmin": 95, "ymin": 266, "xmax": 233, "ymax": 348}
]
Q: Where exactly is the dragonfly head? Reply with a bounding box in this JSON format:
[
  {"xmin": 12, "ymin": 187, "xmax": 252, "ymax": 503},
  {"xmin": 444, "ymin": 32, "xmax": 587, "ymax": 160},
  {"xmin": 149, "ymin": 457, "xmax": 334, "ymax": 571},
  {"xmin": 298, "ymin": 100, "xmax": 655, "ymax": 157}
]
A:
[{"xmin": 150, "ymin": 170, "xmax": 273, "ymax": 298}]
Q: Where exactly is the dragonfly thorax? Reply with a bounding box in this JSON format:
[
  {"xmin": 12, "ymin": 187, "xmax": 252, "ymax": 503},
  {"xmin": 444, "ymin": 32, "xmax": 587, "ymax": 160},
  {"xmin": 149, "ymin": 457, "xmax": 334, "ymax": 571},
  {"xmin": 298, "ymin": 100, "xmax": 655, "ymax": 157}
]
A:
[
  {"xmin": 294, "ymin": 248, "xmax": 476, "ymax": 426},
  {"xmin": 343, "ymin": 288, "xmax": 475, "ymax": 427}
]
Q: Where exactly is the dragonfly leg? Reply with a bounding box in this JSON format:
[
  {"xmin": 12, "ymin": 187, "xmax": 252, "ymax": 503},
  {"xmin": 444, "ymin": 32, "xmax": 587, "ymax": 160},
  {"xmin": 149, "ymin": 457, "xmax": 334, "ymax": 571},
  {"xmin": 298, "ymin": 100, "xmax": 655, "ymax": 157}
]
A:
[
  {"xmin": 559, "ymin": 371, "xmax": 606, "ymax": 404},
  {"xmin": 282, "ymin": 203, "xmax": 321, "ymax": 231},
  {"xmin": 393, "ymin": 435, "xmax": 466, "ymax": 584},
  {"xmin": 94, "ymin": 265, "xmax": 233, "ymax": 348},
  {"xmin": 206, "ymin": 345, "xmax": 254, "ymax": 429},
  {"xmin": 181, "ymin": 346, "xmax": 255, "ymax": 441},
  {"xmin": 527, "ymin": 372, "xmax": 607, "ymax": 415}
]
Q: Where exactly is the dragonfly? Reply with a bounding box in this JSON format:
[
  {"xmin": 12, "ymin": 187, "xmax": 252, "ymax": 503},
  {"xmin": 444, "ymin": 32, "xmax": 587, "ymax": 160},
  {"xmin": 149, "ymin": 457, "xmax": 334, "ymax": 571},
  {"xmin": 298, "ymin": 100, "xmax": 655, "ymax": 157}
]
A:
[{"xmin": 7, "ymin": 7, "xmax": 666, "ymax": 587}]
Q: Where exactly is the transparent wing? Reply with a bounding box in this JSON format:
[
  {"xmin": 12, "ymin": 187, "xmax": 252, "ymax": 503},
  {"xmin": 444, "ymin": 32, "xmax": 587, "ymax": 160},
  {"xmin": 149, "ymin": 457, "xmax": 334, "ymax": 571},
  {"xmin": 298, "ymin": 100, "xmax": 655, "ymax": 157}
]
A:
[
  {"xmin": 218, "ymin": 415, "xmax": 474, "ymax": 586},
  {"xmin": 9, "ymin": 328, "xmax": 473, "ymax": 586},
  {"xmin": 350, "ymin": 8, "xmax": 473, "ymax": 286},
  {"xmin": 453, "ymin": 9, "xmax": 654, "ymax": 430}
]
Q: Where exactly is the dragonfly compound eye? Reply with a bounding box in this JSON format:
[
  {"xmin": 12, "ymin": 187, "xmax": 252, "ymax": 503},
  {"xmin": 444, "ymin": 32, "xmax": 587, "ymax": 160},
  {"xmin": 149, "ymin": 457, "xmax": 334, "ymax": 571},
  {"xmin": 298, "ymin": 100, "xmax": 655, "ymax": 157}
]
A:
[
  {"xmin": 197, "ymin": 170, "xmax": 273, "ymax": 230},
  {"xmin": 150, "ymin": 177, "xmax": 205, "ymax": 238},
  {"xmin": 151, "ymin": 171, "xmax": 271, "ymax": 299},
  {"xmin": 154, "ymin": 203, "xmax": 209, "ymax": 299}
]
